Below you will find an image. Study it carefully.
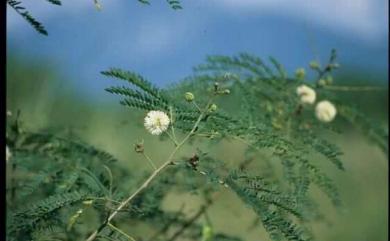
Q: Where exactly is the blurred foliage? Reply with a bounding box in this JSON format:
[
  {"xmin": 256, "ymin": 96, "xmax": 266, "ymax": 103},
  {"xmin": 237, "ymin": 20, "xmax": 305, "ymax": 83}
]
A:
[
  {"xmin": 7, "ymin": 0, "xmax": 182, "ymax": 36},
  {"xmin": 6, "ymin": 53, "xmax": 388, "ymax": 241}
]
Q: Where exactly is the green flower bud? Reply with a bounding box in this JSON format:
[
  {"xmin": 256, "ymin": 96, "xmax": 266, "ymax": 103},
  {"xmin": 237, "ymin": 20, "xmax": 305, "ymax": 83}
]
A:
[
  {"xmin": 184, "ymin": 92, "xmax": 195, "ymax": 102},
  {"xmin": 82, "ymin": 200, "xmax": 94, "ymax": 205},
  {"xmin": 325, "ymin": 75, "xmax": 333, "ymax": 85},
  {"xmin": 201, "ymin": 225, "xmax": 213, "ymax": 241},
  {"xmin": 318, "ymin": 79, "xmax": 327, "ymax": 86},
  {"xmin": 216, "ymin": 89, "xmax": 231, "ymax": 95},
  {"xmin": 309, "ymin": 61, "xmax": 320, "ymax": 69},
  {"xmin": 295, "ymin": 68, "xmax": 305, "ymax": 80},
  {"xmin": 209, "ymin": 104, "xmax": 217, "ymax": 112},
  {"xmin": 271, "ymin": 119, "xmax": 283, "ymax": 130},
  {"xmin": 214, "ymin": 82, "xmax": 219, "ymax": 92}
]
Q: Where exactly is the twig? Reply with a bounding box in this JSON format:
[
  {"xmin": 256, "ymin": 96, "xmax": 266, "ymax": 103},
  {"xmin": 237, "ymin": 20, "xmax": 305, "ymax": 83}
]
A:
[
  {"xmin": 169, "ymin": 106, "xmax": 178, "ymax": 144},
  {"xmin": 103, "ymin": 165, "xmax": 113, "ymax": 196},
  {"xmin": 167, "ymin": 197, "xmax": 218, "ymax": 241},
  {"xmin": 167, "ymin": 190, "xmax": 222, "ymax": 241},
  {"xmin": 108, "ymin": 222, "xmax": 137, "ymax": 241},
  {"xmin": 146, "ymin": 204, "xmax": 185, "ymax": 241},
  {"xmin": 192, "ymin": 101, "xmax": 202, "ymax": 112},
  {"xmin": 323, "ymin": 85, "xmax": 386, "ymax": 91},
  {"xmin": 167, "ymin": 206, "xmax": 207, "ymax": 241},
  {"xmin": 84, "ymin": 113, "xmax": 205, "ymax": 241},
  {"xmin": 166, "ymin": 131, "xmax": 179, "ymax": 146},
  {"xmin": 142, "ymin": 152, "xmax": 157, "ymax": 170}
]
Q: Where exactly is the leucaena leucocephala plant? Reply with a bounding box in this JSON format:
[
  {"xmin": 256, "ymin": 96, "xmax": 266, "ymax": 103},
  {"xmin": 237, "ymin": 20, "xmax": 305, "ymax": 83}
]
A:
[{"xmin": 6, "ymin": 1, "xmax": 388, "ymax": 241}]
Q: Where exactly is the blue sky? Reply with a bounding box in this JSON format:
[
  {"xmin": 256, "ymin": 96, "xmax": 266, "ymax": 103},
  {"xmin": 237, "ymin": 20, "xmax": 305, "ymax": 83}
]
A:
[{"xmin": 7, "ymin": 0, "xmax": 388, "ymax": 101}]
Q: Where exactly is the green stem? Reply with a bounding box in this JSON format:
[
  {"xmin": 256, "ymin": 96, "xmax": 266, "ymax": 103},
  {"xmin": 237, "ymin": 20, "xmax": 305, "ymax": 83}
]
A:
[
  {"xmin": 323, "ymin": 85, "xmax": 385, "ymax": 91},
  {"xmin": 169, "ymin": 106, "xmax": 178, "ymax": 143},
  {"xmin": 84, "ymin": 112, "xmax": 205, "ymax": 241},
  {"xmin": 103, "ymin": 165, "xmax": 113, "ymax": 196},
  {"xmin": 229, "ymin": 135, "xmax": 274, "ymax": 172},
  {"xmin": 108, "ymin": 222, "xmax": 137, "ymax": 241},
  {"xmin": 166, "ymin": 131, "xmax": 179, "ymax": 146},
  {"xmin": 193, "ymin": 101, "xmax": 202, "ymax": 112},
  {"xmin": 142, "ymin": 153, "xmax": 157, "ymax": 170}
]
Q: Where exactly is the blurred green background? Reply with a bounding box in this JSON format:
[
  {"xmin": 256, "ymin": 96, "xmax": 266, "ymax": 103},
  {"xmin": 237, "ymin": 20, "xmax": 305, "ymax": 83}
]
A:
[
  {"xmin": 6, "ymin": 53, "xmax": 388, "ymax": 241},
  {"xmin": 6, "ymin": 0, "xmax": 388, "ymax": 240}
]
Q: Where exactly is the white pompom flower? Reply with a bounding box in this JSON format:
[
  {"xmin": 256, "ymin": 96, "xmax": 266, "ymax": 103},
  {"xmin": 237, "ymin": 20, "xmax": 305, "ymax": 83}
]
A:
[
  {"xmin": 144, "ymin": 110, "xmax": 170, "ymax": 135},
  {"xmin": 296, "ymin": 84, "xmax": 316, "ymax": 104},
  {"xmin": 315, "ymin": 100, "xmax": 337, "ymax": 123}
]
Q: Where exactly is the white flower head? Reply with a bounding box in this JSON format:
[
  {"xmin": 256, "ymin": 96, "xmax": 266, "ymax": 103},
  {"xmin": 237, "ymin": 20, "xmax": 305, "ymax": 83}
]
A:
[
  {"xmin": 6, "ymin": 145, "xmax": 11, "ymax": 163},
  {"xmin": 144, "ymin": 110, "xmax": 170, "ymax": 135},
  {"xmin": 315, "ymin": 100, "xmax": 337, "ymax": 123},
  {"xmin": 296, "ymin": 85, "xmax": 316, "ymax": 104}
]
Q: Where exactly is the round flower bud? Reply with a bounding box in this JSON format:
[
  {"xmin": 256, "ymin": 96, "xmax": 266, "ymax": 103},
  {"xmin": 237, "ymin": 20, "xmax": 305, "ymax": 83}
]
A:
[
  {"xmin": 296, "ymin": 84, "xmax": 316, "ymax": 105},
  {"xmin": 309, "ymin": 61, "xmax": 320, "ymax": 69},
  {"xmin": 295, "ymin": 68, "xmax": 305, "ymax": 80},
  {"xmin": 315, "ymin": 100, "xmax": 337, "ymax": 123},
  {"xmin": 184, "ymin": 92, "xmax": 195, "ymax": 102},
  {"xmin": 325, "ymin": 75, "xmax": 333, "ymax": 85},
  {"xmin": 202, "ymin": 225, "xmax": 213, "ymax": 241},
  {"xmin": 318, "ymin": 79, "xmax": 327, "ymax": 87},
  {"xmin": 82, "ymin": 200, "xmax": 94, "ymax": 205},
  {"xmin": 209, "ymin": 104, "xmax": 218, "ymax": 112},
  {"xmin": 223, "ymin": 89, "xmax": 230, "ymax": 94}
]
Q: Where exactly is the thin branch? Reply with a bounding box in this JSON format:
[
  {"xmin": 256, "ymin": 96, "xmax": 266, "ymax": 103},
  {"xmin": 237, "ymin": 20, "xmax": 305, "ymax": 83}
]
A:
[
  {"xmin": 142, "ymin": 152, "xmax": 157, "ymax": 170},
  {"xmin": 146, "ymin": 204, "xmax": 185, "ymax": 241},
  {"xmin": 192, "ymin": 101, "xmax": 202, "ymax": 112},
  {"xmin": 166, "ymin": 131, "xmax": 179, "ymax": 146},
  {"xmin": 167, "ymin": 192, "xmax": 220, "ymax": 241},
  {"xmin": 167, "ymin": 206, "xmax": 208, "ymax": 241},
  {"xmin": 169, "ymin": 106, "xmax": 178, "ymax": 145},
  {"xmin": 103, "ymin": 165, "xmax": 114, "ymax": 196},
  {"xmin": 85, "ymin": 112, "xmax": 206, "ymax": 241},
  {"xmin": 108, "ymin": 222, "xmax": 137, "ymax": 241},
  {"xmin": 323, "ymin": 85, "xmax": 386, "ymax": 91}
]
